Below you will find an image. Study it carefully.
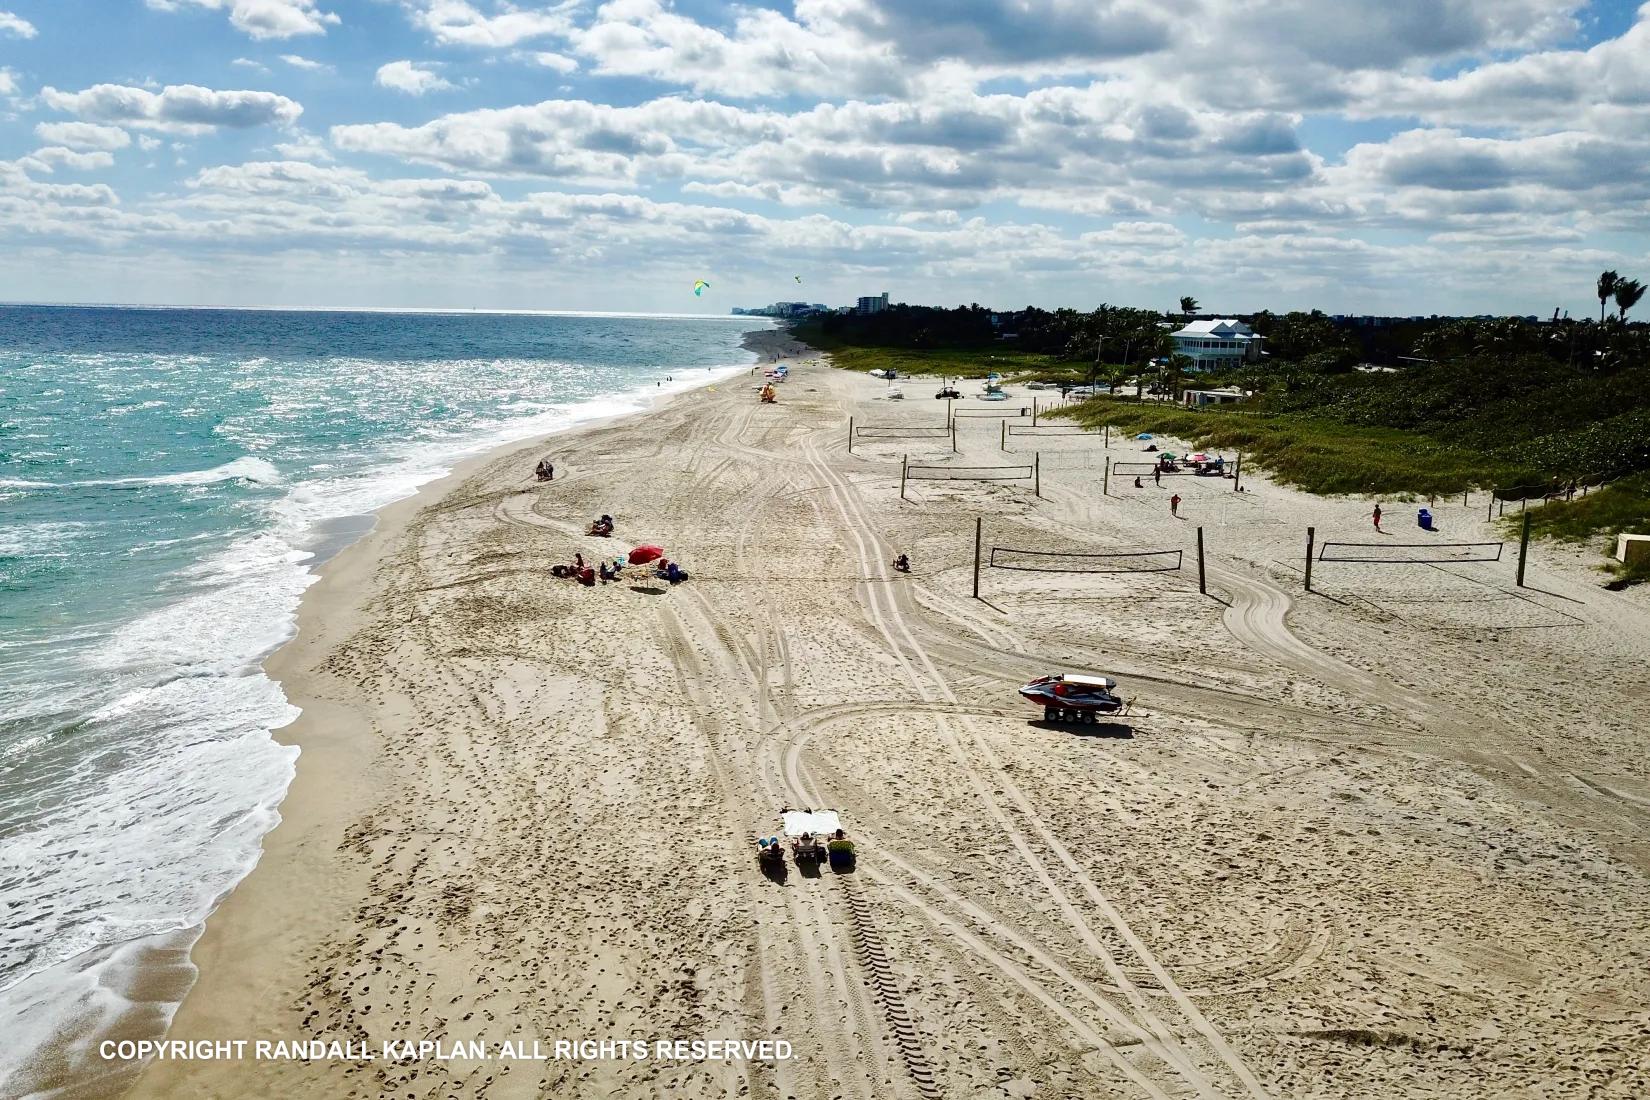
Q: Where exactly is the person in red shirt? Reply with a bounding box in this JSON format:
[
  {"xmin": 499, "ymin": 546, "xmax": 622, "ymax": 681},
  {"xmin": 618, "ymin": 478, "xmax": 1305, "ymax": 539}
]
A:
[{"xmin": 1170, "ymin": 493, "xmax": 1181, "ymax": 517}]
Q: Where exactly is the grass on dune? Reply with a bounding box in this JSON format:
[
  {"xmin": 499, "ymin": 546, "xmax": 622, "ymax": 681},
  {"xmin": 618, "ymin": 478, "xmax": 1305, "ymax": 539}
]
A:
[
  {"xmin": 1508, "ymin": 474, "xmax": 1650, "ymax": 588},
  {"xmin": 814, "ymin": 343, "xmax": 1089, "ymax": 379},
  {"xmin": 1048, "ymin": 398, "xmax": 1534, "ymax": 498}
]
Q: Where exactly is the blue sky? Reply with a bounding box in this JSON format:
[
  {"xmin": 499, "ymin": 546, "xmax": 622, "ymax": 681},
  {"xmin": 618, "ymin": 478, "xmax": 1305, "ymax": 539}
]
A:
[{"xmin": 1, "ymin": 1, "xmax": 1648, "ymax": 316}]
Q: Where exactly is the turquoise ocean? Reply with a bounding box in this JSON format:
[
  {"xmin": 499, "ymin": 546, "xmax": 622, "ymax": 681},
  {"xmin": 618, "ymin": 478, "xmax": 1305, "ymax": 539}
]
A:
[{"xmin": 0, "ymin": 306, "xmax": 764, "ymax": 1084}]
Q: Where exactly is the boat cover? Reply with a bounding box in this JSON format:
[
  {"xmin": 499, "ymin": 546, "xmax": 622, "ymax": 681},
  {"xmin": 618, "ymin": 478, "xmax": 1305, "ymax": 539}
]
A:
[{"xmin": 782, "ymin": 809, "xmax": 841, "ymax": 838}]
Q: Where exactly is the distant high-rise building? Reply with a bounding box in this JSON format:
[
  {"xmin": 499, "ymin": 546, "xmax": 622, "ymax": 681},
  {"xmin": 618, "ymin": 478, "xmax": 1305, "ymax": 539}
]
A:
[{"xmin": 856, "ymin": 292, "xmax": 890, "ymax": 314}]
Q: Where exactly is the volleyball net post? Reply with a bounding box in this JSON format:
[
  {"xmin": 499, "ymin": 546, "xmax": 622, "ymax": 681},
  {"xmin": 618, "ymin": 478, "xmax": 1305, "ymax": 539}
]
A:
[
  {"xmin": 1103, "ymin": 456, "xmax": 1111, "ymax": 496},
  {"xmin": 1034, "ymin": 452, "xmax": 1041, "ymax": 498},
  {"xmin": 1305, "ymin": 526, "xmax": 1315, "ymax": 592},
  {"xmin": 972, "ymin": 517, "xmax": 982, "ymax": 599},
  {"xmin": 1517, "ymin": 511, "xmax": 1531, "ymax": 588},
  {"xmin": 1197, "ymin": 526, "xmax": 1206, "ymax": 595},
  {"xmin": 900, "ymin": 454, "xmax": 908, "ymax": 500}
]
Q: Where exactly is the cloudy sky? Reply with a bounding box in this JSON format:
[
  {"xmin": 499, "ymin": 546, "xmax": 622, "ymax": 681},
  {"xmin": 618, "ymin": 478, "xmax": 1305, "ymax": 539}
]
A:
[{"xmin": 1, "ymin": 0, "xmax": 1647, "ymax": 315}]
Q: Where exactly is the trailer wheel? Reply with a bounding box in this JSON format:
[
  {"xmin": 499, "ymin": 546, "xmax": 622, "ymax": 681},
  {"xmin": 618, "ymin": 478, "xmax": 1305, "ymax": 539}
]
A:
[{"xmin": 1044, "ymin": 706, "xmax": 1055, "ymax": 722}]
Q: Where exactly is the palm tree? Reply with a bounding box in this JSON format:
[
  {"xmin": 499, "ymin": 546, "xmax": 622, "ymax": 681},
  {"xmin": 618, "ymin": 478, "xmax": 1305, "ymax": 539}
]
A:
[
  {"xmin": 1179, "ymin": 295, "xmax": 1199, "ymax": 316},
  {"xmin": 1616, "ymin": 278, "xmax": 1646, "ymax": 321},
  {"xmin": 1597, "ymin": 270, "xmax": 1619, "ymax": 322}
]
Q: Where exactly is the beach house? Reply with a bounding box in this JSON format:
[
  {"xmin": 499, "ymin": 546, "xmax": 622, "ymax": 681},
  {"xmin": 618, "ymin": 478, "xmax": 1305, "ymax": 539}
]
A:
[{"xmin": 1170, "ymin": 319, "xmax": 1263, "ymax": 371}]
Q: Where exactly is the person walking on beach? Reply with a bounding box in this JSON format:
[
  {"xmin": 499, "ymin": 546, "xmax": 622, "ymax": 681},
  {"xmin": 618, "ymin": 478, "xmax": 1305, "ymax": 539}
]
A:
[
  {"xmin": 1153, "ymin": 466, "xmax": 1161, "ymax": 487},
  {"xmin": 1170, "ymin": 493, "xmax": 1181, "ymax": 517},
  {"xmin": 1371, "ymin": 503, "xmax": 1383, "ymax": 532}
]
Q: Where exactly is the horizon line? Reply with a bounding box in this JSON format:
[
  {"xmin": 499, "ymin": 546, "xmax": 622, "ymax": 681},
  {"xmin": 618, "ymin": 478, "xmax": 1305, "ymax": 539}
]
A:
[{"xmin": 0, "ymin": 301, "xmax": 772, "ymax": 322}]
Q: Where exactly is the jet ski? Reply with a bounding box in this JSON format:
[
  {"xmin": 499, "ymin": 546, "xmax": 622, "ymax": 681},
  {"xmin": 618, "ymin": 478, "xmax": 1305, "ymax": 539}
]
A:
[{"xmin": 1019, "ymin": 673, "xmax": 1125, "ymax": 723}]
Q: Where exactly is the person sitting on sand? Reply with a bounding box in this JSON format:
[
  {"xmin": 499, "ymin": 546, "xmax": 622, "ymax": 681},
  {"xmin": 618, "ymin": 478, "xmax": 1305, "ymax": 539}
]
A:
[
  {"xmin": 1133, "ymin": 476, "xmax": 1143, "ymax": 489},
  {"xmin": 550, "ymin": 564, "xmax": 572, "ymax": 578},
  {"xmin": 534, "ymin": 458, "xmax": 554, "ymax": 481},
  {"xmin": 573, "ymin": 552, "xmax": 585, "ymax": 572},
  {"xmin": 598, "ymin": 560, "xmax": 617, "ymax": 582},
  {"xmin": 826, "ymin": 829, "xmax": 854, "ymax": 854},
  {"xmin": 792, "ymin": 832, "xmax": 820, "ymax": 859},
  {"xmin": 892, "ymin": 553, "xmax": 911, "ymax": 573},
  {"xmin": 577, "ymin": 566, "xmax": 596, "ymax": 587}
]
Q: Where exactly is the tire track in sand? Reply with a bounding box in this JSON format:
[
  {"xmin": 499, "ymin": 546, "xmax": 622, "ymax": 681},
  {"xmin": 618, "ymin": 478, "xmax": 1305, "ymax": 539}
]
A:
[{"xmin": 798, "ymin": 436, "xmax": 1271, "ymax": 1100}]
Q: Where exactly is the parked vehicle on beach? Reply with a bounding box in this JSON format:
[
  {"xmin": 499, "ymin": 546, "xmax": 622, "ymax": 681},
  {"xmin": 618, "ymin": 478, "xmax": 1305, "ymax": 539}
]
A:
[
  {"xmin": 1018, "ymin": 673, "xmax": 1127, "ymax": 723},
  {"xmin": 935, "ymin": 386, "xmax": 961, "ymax": 399}
]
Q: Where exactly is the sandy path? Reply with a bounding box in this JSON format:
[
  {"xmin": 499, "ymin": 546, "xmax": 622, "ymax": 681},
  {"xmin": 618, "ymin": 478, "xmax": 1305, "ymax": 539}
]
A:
[{"xmin": 118, "ymin": 347, "xmax": 1650, "ymax": 1100}]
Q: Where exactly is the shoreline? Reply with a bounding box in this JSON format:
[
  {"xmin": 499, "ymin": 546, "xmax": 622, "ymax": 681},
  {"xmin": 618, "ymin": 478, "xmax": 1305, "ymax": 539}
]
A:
[
  {"xmin": 4, "ymin": 326, "xmax": 792, "ymax": 1100},
  {"xmin": 57, "ymin": 326, "xmax": 1650, "ymax": 1098}
]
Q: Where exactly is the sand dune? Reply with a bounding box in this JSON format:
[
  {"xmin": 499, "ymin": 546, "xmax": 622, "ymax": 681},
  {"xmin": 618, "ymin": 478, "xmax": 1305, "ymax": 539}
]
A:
[{"xmin": 127, "ymin": 335, "xmax": 1650, "ymax": 1100}]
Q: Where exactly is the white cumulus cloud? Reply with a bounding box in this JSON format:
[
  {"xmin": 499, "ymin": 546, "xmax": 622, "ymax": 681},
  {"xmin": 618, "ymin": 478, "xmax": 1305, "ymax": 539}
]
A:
[
  {"xmin": 148, "ymin": 0, "xmax": 339, "ymax": 41},
  {"xmin": 375, "ymin": 60, "xmax": 455, "ymax": 95},
  {"xmin": 0, "ymin": 9, "xmax": 36, "ymax": 37},
  {"xmin": 34, "ymin": 122, "xmax": 135, "ymax": 151},
  {"xmin": 41, "ymin": 83, "xmax": 304, "ymax": 133},
  {"xmin": 401, "ymin": 1, "xmax": 569, "ymax": 47}
]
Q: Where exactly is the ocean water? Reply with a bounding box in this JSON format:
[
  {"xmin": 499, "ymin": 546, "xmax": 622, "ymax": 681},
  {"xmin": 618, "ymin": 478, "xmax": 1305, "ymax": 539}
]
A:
[{"xmin": 0, "ymin": 306, "xmax": 764, "ymax": 1085}]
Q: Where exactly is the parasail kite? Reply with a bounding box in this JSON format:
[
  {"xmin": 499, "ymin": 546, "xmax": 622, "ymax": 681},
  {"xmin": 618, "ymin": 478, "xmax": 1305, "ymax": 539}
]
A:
[
  {"xmin": 693, "ymin": 279, "xmax": 710, "ymax": 296},
  {"xmin": 794, "ymin": 275, "xmax": 802, "ymax": 283}
]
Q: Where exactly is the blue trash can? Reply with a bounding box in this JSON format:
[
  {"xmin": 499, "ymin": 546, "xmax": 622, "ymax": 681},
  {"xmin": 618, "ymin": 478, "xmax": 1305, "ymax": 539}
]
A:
[{"xmin": 1418, "ymin": 508, "xmax": 1433, "ymax": 530}]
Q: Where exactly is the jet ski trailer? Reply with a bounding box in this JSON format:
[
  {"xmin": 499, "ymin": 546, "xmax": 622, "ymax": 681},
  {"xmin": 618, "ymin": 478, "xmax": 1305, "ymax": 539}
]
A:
[{"xmin": 1018, "ymin": 673, "xmax": 1128, "ymax": 723}]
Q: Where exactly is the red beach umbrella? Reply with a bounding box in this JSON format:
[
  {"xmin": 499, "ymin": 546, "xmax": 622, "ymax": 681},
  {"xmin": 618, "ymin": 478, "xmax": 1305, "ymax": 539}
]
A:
[{"xmin": 628, "ymin": 545, "xmax": 665, "ymax": 565}]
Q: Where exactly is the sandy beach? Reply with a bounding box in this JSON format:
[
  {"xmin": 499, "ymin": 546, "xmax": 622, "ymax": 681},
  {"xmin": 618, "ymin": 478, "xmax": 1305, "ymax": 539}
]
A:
[{"xmin": 118, "ymin": 329, "xmax": 1649, "ymax": 1100}]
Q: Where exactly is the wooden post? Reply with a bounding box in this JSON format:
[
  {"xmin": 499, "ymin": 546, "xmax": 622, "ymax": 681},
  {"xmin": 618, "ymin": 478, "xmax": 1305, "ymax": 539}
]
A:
[
  {"xmin": 1105, "ymin": 424, "xmax": 1109, "ymax": 447},
  {"xmin": 1103, "ymin": 456, "xmax": 1110, "ymax": 496},
  {"xmin": 900, "ymin": 454, "xmax": 908, "ymax": 500},
  {"xmin": 1463, "ymin": 488, "xmax": 1469, "ymax": 508},
  {"xmin": 848, "ymin": 415, "xmax": 853, "ymax": 454},
  {"xmin": 1196, "ymin": 526, "xmax": 1206, "ymax": 595},
  {"xmin": 1517, "ymin": 511, "xmax": 1531, "ymax": 587},
  {"xmin": 951, "ymin": 419, "xmax": 957, "ymax": 454},
  {"xmin": 972, "ymin": 517, "xmax": 982, "ymax": 599},
  {"xmin": 1304, "ymin": 526, "xmax": 1315, "ymax": 592},
  {"xmin": 1033, "ymin": 397, "xmax": 1039, "ymax": 426},
  {"xmin": 1034, "ymin": 452, "xmax": 1041, "ymax": 498},
  {"xmin": 1000, "ymin": 420, "xmax": 1006, "ymax": 451},
  {"xmin": 1486, "ymin": 489, "xmax": 1495, "ymax": 522},
  {"xmin": 1232, "ymin": 453, "xmax": 1242, "ymax": 492}
]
